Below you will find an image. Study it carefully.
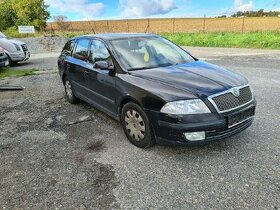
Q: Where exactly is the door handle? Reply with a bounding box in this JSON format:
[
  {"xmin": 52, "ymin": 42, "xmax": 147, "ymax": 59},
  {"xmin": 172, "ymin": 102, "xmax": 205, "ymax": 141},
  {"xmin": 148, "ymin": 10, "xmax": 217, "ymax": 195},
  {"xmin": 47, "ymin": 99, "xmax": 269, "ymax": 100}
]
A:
[{"xmin": 84, "ymin": 69, "xmax": 90, "ymax": 75}]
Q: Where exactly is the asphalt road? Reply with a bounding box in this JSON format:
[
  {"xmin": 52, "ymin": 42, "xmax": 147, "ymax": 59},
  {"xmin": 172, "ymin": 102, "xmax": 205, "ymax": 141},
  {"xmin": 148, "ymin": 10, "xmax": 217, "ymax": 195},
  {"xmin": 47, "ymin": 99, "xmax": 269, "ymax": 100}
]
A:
[{"xmin": 1, "ymin": 47, "xmax": 280, "ymax": 209}]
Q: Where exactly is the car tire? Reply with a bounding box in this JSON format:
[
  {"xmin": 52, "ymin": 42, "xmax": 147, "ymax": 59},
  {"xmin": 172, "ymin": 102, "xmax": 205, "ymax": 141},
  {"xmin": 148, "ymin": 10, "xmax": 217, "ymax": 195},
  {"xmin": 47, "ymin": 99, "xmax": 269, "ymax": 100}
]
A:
[
  {"xmin": 7, "ymin": 56, "xmax": 12, "ymax": 66},
  {"xmin": 121, "ymin": 102, "xmax": 155, "ymax": 148},
  {"xmin": 63, "ymin": 77, "xmax": 78, "ymax": 104},
  {"xmin": 7, "ymin": 55, "xmax": 17, "ymax": 66}
]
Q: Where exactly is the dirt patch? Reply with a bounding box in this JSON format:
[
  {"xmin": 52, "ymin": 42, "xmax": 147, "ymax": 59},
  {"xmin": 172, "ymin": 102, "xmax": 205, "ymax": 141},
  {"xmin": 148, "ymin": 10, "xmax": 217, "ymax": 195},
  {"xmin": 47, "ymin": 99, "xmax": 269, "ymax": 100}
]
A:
[
  {"xmin": 0, "ymin": 74, "xmax": 119, "ymax": 209},
  {"xmin": 87, "ymin": 141, "xmax": 106, "ymax": 152}
]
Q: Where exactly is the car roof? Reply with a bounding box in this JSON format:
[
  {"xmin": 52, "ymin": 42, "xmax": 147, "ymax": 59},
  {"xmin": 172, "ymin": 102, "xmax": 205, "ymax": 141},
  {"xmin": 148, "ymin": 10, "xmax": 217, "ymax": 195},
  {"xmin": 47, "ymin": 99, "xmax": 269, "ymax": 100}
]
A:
[{"xmin": 73, "ymin": 33, "xmax": 159, "ymax": 41}]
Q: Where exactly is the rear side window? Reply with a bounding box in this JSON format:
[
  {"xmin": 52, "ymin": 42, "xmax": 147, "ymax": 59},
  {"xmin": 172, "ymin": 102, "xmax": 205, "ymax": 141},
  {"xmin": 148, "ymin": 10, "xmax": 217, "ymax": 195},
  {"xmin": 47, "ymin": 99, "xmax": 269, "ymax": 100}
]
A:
[
  {"xmin": 73, "ymin": 39, "xmax": 90, "ymax": 61},
  {"xmin": 62, "ymin": 40, "xmax": 75, "ymax": 56}
]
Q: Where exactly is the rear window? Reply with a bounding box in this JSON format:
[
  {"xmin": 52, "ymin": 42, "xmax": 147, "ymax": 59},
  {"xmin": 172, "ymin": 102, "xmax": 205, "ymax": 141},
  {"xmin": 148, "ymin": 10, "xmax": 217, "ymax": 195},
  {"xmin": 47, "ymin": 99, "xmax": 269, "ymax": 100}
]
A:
[
  {"xmin": 62, "ymin": 40, "xmax": 75, "ymax": 56},
  {"xmin": 73, "ymin": 39, "xmax": 90, "ymax": 61}
]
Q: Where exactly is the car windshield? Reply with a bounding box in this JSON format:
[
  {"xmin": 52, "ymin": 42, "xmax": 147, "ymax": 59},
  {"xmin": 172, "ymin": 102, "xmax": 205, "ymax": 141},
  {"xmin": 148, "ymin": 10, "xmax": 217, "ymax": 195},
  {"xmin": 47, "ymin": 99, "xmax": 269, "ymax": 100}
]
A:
[
  {"xmin": 110, "ymin": 36, "xmax": 195, "ymax": 71},
  {"xmin": 0, "ymin": 32, "xmax": 6, "ymax": 38}
]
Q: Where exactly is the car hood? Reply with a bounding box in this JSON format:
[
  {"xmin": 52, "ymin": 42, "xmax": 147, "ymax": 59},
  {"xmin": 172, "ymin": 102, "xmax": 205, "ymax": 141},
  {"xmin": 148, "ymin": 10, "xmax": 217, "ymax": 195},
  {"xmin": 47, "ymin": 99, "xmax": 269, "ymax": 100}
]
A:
[
  {"xmin": 9, "ymin": 39, "xmax": 26, "ymax": 45},
  {"xmin": 0, "ymin": 38, "xmax": 26, "ymax": 52},
  {"xmin": 129, "ymin": 61, "xmax": 248, "ymax": 98},
  {"xmin": 0, "ymin": 37, "xmax": 25, "ymax": 45}
]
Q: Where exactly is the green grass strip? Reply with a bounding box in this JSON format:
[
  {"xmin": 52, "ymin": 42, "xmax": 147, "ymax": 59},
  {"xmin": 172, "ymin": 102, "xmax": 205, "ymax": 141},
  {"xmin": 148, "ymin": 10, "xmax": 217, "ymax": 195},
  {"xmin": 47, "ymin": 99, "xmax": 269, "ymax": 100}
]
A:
[
  {"xmin": 161, "ymin": 31, "xmax": 280, "ymax": 49},
  {"xmin": 0, "ymin": 68, "xmax": 39, "ymax": 79}
]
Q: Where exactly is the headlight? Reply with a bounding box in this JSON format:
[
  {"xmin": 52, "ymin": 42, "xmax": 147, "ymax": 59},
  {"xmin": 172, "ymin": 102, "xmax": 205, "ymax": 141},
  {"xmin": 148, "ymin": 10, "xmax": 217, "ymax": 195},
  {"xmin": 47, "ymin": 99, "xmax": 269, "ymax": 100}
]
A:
[
  {"xmin": 13, "ymin": 43, "xmax": 21, "ymax": 51},
  {"xmin": 160, "ymin": 99, "xmax": 211, "ymax": 115}
]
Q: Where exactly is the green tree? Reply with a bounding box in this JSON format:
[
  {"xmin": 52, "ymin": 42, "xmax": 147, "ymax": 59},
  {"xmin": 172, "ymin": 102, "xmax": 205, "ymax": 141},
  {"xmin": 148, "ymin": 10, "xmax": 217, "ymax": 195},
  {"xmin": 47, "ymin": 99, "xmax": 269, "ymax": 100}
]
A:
[
  {"xmin": 0, "ymin": 0, "xmax": 16, "ymax": 30},
  {"xmin": 0, "ymin": 0, "xmax": 50, "ymax": 31},
  {"xmin": 231, "ymin": 9, "xmax": 280, "ymax": 17},
  {"xmin": 11, "ymin": 0, "xmax": 50, "ymax": 30}
]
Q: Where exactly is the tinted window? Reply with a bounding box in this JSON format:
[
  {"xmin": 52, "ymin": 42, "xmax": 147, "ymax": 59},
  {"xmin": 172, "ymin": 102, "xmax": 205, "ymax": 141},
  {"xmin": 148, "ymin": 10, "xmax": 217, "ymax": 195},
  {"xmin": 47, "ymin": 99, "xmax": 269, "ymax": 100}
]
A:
[
  {"xmin": 74, "ymin": 39, "xmax": 90, "ymax": 61},
  {"xmin": 89, "ymin": 40, "xmax": 111, "ymax": 64},
  {"xmin": 62, "ymin": 40, "xmax": 75, "ymax": 56}
]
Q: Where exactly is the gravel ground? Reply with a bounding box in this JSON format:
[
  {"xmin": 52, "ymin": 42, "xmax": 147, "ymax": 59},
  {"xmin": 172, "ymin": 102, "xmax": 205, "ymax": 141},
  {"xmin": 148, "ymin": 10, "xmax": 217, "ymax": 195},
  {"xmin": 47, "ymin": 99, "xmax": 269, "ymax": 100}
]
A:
[
  {"xmin": 18, "ymin": 37, "xmax": 68, "ymax": 54},
  {"xmin": 11, "ymin": 52, "xmax": 60, "ymax": 71},
  {"xmin": 0, "ymin": 47, "xmax": 280, "ymax": 209}
]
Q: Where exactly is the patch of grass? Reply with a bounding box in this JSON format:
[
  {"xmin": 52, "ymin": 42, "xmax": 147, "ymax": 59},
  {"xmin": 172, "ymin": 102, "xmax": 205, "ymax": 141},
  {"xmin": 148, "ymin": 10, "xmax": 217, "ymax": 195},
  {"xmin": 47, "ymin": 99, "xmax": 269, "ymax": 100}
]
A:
[
  {"xmin": 5, "ymin": 27, "xmax": 280, "ymax": 49},
  {"xmin": 0, "ymin": 67, "xmax": 39, "ymax": 79},
  {"xmin": 4, "ymin": 27, "xmax": 41, "ymax": 38},
  {"xmin": 3, "ymin": 27, "xmax": 87, "ymax": 39},
  {"xmin": 161, "ymin": 31, "xmax": 280, "ymax": 49}
]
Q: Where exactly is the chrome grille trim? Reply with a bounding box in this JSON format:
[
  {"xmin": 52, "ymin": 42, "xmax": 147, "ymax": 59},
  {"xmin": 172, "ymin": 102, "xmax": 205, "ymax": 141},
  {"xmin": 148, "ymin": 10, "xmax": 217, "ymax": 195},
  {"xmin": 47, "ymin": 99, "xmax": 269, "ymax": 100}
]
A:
[{"xmin": 208, "ymin": 85, "xmax": 254, "ymax": 113}]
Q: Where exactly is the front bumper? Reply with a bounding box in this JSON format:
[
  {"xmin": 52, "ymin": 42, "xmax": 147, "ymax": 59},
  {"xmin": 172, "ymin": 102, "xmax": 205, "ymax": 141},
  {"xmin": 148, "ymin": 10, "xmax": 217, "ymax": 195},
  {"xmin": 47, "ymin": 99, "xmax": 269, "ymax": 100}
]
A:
[
  {"xmin": 9, "ymin": 50, "xmax": 30, "ymax": 62},
  {"xmin": 146, "ymin": 101, "xmax": 256, "ymax": 145}
]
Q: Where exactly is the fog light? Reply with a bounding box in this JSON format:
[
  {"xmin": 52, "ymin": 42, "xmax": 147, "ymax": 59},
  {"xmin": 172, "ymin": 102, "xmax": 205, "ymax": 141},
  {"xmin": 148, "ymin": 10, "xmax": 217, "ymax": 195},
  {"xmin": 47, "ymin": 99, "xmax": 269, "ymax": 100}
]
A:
[{"xmin": 184, "ymin": 131, "xmax": 205, "ymax": 141}]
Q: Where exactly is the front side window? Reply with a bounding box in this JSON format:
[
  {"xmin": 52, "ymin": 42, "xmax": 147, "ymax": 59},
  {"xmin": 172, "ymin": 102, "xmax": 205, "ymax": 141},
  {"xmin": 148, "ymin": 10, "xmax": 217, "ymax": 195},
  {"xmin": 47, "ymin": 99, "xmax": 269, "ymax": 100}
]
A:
[
  {"xmin": 89, "ymin": 40, "xmax": 111, "ymax": 64},
  {"xmin": 111, "ymin": 37, "xmax": 195, "ymax": 71},
  {"xmin": 74, "ymin": 39, "xmax": 90, "ymax": 61}
]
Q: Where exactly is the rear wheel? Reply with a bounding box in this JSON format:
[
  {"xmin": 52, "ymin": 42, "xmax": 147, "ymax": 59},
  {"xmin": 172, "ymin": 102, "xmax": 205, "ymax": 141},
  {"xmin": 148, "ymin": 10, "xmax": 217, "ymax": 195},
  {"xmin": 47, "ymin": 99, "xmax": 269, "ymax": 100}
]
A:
[
  {"xmin": 121, "ymin": 102, "xmax": 155, "ymax": 148},
  {"xmin": 64, "ymin": 77, "xmax": 78, "ymax": 104}
]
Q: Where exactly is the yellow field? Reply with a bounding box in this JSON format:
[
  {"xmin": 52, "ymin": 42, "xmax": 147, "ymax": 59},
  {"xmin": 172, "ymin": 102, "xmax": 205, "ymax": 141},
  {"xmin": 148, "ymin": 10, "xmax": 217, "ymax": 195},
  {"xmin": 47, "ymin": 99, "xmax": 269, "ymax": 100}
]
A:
[{"xmin": 46, "ymin": 17, "xmax": 280, "ymax": 33}]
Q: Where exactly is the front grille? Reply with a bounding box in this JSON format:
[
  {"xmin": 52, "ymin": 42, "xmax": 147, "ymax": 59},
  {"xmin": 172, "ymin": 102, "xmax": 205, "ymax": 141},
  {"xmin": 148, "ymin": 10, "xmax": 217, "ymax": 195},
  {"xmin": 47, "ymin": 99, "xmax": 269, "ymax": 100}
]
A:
[
  {"xmin": 21, "ymin": 44, "xmax": 28, "ymax": 52},
  {"xmin": 209, "ymin": 86, "xmax": 253, "ymax": 112}
]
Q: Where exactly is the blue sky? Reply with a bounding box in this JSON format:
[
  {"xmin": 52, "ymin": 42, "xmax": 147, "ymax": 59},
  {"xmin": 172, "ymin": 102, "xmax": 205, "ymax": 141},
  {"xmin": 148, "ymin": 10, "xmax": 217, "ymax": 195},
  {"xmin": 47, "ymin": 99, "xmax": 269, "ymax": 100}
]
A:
[{"xmin": 45, "ymin": 0, "xmax": 280, "ymax": 21}]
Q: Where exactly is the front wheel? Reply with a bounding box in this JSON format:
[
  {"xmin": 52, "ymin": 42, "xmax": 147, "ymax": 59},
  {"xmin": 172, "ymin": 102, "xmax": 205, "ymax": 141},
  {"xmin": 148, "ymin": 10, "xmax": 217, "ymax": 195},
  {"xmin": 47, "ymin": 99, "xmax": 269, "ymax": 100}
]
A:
[
  {"xmin": 121, "ymin": 102, "xmax": 155, "ymax": 148},
  {"xmin": 6, "ymin": 55, "xmax": 18, "ymax": 66}
]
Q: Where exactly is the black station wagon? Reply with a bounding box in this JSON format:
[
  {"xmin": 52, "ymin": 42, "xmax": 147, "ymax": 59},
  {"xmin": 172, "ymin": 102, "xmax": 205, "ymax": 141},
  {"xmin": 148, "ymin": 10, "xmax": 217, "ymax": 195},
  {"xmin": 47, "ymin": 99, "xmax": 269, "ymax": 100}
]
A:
[{"xmin": 58, "ymin": 33, "xmax": 256, "ymax": 148}]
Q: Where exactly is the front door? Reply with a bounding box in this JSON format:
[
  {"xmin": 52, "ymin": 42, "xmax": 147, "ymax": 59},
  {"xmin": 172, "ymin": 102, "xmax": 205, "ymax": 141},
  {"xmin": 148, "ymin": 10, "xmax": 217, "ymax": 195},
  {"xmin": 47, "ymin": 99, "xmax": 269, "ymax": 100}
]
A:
[{"xmin": 85, "ymin": 39, "xmax": 117, "ymax": 116}]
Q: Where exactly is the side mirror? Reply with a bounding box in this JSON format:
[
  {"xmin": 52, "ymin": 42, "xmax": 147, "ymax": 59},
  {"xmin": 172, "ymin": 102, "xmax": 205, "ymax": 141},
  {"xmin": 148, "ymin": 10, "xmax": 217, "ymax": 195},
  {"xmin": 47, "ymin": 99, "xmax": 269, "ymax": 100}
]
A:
[{"xmin": 93, "ymin": 60, "xmax": 114, "ymax": 70}]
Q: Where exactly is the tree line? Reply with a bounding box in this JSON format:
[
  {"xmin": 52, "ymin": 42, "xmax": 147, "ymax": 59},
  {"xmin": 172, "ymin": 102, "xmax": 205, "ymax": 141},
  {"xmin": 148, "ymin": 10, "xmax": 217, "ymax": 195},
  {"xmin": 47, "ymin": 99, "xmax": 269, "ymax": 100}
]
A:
[
  {"xmin": 231, "ymin": 9, "xmax": 280, "ymax": 17},
  {"xmin": 0, "ymin": 0, "xmax": 50, "ymax": 31}
]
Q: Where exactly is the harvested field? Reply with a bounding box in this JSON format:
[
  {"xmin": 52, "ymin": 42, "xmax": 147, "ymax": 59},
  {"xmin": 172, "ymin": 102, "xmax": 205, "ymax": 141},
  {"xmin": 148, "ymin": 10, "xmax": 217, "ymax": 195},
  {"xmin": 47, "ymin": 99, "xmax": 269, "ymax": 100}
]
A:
[{"xmin": 46, "ymin": 17, "xmax": 280, "ymax": 33}]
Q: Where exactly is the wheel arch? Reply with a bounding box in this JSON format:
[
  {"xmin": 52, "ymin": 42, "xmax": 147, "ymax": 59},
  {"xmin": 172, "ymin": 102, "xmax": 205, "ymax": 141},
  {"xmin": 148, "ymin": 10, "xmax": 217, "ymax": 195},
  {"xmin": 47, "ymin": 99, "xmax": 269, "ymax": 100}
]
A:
[
  {"xmin": 118, "ymin": 96, "xmax": 142, "ymax": 118},
  {"xmin": 62, "ymin": 72, "xmax": 68, "ymax": 84}
]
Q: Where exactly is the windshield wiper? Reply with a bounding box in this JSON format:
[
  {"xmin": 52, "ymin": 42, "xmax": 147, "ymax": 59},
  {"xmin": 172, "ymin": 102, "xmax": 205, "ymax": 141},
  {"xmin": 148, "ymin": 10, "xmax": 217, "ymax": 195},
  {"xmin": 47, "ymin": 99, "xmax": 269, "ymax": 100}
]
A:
[
  {"xmin": 129, "ymin": 63, "xmax": 172, "ymax": 71},
  {"xmin": 129, "ymin": 66, "xmax": 155, "ymax": 71}
]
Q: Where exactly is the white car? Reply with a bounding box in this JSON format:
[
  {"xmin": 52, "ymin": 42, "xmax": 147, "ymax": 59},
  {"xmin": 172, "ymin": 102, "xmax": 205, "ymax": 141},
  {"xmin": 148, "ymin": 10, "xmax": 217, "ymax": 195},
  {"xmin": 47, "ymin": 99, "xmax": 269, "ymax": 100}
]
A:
[
  {"xmin": 0, "ymin": 32, "xmax": 30, "ymax": 66},
  {"xmin": 0, "ymin": 47, "xmax": 9, "ymax": 67}
]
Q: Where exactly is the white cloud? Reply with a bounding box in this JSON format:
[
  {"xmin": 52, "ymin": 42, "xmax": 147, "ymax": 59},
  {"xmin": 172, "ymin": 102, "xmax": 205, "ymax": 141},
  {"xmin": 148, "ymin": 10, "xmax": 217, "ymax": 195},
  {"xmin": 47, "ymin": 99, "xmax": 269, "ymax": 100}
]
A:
[
  {"xmin": 119, "ymin": 0, "xmax": 177, "ymax": 18},
  {"xmin": 220, "ymin": 0, "xmax": 254, "ymax": 15},
  {"xmin": 45, "ymin": 0, "xmax": 105, "ymax": 20},
  {"xmin": 234, "ymin": 0, "xmax": 254, "ymax": 12}
]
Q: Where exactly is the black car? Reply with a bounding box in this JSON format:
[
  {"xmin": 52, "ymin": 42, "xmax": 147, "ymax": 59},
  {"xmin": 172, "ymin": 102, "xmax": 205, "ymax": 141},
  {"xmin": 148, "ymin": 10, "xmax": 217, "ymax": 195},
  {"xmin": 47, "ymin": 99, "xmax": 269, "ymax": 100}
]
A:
[{"xmin": 58, "ymin": 33, "xmax": 256, "ymax": 148}]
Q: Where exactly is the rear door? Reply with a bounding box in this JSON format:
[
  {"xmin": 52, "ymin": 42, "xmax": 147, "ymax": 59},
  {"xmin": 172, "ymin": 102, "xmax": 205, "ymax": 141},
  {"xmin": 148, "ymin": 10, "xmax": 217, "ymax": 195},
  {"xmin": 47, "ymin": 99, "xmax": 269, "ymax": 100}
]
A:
[
  {"xmin": 58, "ymin": 39, "xmax": 75, "ymax": 76},
  {"xmin": 68, "ymin": 38, "xmax": 91, "ymax": 98},
  {"xmin": 85, "ymin": 39, "xmax": 117, "ymax": 115}
]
